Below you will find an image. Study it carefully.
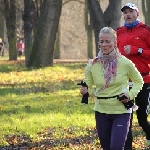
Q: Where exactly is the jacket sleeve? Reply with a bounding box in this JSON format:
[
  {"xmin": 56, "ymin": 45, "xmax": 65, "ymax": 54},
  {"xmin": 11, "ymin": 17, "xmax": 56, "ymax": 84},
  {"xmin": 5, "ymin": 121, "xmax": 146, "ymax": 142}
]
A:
[
  {"xmin": 130, "ymin": 46, "xmax": 150, "ymax": 59},
  {"xmin": 127, "ymin": 60, "xmax": 144, "ymax": 100},
  {"xmin": 141, "ymin": 31, "xmax": 150, "ymax": 59},
  {"xmin": 130, "ymin": 31, "xmax": 150, "ymax": 59},
  {"xmin": 83, "ymin": 63, "xmax": 94, "ymax": 95}
]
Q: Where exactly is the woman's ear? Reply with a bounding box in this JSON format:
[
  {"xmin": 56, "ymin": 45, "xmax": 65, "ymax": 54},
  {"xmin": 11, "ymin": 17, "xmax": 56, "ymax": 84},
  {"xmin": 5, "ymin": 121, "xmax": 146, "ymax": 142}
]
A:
[{"xmin": 137, "ymin": 11, "xmax": 140, "ymax": 17}]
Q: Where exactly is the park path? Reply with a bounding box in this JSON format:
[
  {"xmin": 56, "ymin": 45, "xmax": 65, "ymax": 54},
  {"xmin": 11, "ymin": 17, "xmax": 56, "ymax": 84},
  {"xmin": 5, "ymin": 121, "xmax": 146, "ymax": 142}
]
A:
[{"xmin": 54, "ymin": 59, "xmax": 88, "ymax": 63}]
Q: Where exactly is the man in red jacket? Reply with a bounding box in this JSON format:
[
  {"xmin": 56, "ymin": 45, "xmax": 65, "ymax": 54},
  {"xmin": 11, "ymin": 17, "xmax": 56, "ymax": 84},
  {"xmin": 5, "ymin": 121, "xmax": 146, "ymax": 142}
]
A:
[{"xmin": 116, "ymin": 3, "xmax": 150, "ymax": 149}]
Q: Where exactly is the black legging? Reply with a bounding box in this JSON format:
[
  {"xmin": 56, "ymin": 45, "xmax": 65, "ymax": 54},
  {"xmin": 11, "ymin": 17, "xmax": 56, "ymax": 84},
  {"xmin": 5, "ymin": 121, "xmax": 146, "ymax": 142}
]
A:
[
  {"xmin": 125, "ymin": 83, "xmax": 150, "ymax": 149},
  {"xmin": 124, "ymin": 110, "xmax": 133, "ymax": 150},
  {"xmin": 135, "ymin": 83, "xmax": 150, "ymax": 140},
  {"xmin": 124, "ymin": 86, "xmax": 133, "ymax": 150}
]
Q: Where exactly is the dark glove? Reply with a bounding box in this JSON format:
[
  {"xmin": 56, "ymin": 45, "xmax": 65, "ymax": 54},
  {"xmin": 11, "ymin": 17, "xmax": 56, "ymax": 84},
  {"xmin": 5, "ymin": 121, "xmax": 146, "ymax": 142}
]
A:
[
  {"xmin": 117, "ymin": 95, "xmax": 134, "ymax": 109},
  {"xmin": 77, "ymin": 81, "xmax": 89, "ymax": 104}
]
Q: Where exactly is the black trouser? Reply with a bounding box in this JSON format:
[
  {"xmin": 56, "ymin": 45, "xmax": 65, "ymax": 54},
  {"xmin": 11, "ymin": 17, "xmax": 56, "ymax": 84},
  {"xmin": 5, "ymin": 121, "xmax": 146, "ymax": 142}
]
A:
[
  {"xmin": 135, "ymin": 83, "xmax": 150, "ymax": 140},
  {"xmin": 125, "ymin": 83, "xmax": 150, "ymax": 149},
  {"xmin": 124, "ymin": 111, "xmax": 133, "ymax": 150},
  {"xmin": 124, "ymin": 86, "xmax": 133, "ymax": 150}
]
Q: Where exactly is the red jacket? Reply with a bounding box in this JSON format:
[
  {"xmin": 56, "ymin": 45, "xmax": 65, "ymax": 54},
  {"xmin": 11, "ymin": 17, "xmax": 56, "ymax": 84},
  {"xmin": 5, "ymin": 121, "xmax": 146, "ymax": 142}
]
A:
[{"xmin": 116, "ymin": 22, "xmax": 150, "ymax": 83}]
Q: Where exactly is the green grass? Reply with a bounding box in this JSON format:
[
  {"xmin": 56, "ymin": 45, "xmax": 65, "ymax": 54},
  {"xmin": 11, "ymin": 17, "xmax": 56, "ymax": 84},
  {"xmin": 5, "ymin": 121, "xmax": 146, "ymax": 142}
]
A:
[
  {"xmin": 0, "ymin": 59, "xmax": 97, "ymax": 148},
  {"xmin": 0, "ymin": 58, "xmax": 148, "ymax": 149}
]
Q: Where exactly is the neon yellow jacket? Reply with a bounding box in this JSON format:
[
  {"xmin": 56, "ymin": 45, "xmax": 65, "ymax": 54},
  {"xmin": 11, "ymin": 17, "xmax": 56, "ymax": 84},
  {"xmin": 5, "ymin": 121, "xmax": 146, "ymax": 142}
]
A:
[{"xmin": 84, "ymin": 55, "xmax": 144, "ymax": 114}]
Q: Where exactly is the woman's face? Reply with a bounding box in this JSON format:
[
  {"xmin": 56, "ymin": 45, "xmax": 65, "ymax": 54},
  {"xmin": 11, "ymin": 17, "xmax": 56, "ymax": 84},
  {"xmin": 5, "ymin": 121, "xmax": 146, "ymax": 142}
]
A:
[{"xmin": 99, "ymin": 33, "xmax": 116, "ymax": 55}]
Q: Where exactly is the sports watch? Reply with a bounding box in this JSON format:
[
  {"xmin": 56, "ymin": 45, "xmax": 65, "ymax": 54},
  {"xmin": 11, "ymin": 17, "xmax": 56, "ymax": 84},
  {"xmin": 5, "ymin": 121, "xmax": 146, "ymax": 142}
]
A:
[{"xmin": 138, "ymin": 48, "xmax": 143, "ymax": 55}]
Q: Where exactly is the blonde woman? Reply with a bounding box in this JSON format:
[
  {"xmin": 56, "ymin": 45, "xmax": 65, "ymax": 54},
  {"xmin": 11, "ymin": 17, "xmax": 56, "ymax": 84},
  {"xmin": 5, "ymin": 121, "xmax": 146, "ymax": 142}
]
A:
[{"xmin": 80, "ymin": 27, "xmax": 143, "ymax": 150}]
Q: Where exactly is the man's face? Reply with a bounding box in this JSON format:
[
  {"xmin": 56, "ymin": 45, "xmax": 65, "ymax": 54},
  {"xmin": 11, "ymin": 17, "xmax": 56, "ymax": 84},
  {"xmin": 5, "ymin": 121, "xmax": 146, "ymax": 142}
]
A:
[{"xmin": 123, "ymin": 8, "xmax": 139, "ymax": 24}]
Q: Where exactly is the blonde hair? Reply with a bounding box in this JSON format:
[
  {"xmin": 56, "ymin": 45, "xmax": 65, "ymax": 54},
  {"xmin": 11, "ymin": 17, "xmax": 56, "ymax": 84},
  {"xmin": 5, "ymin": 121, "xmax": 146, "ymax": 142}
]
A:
[{"xmin": 99, "ymin": 27, "xmax": 117, "ymax": 41}]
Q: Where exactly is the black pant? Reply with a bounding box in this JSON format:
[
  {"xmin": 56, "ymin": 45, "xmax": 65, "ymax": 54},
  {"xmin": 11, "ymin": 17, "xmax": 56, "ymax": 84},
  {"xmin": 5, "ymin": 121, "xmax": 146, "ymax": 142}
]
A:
[
  {"xmin": 125, "ymin": 83, "xmax": 150, "ymax": 149},
  {"xmin": 135, "ymin": 83, "xmax": 150, "ymax": 140},
  {"xmin": 124, "ymin": 111, "xmax": 133, "ymax": 150}
]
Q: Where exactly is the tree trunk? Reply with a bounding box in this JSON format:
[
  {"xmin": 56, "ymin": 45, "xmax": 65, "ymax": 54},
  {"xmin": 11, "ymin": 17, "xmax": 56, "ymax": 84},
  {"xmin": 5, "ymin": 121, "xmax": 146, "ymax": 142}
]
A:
[
  {"xmin": 87, "ymin": 25, "xmax": 93, "ymax": 59},
  {"xmin": 85, "ymin": 0, "xmax": 93, "ymax": 59},
  {"xmin": 142, "ymin": 0, "xmax": 150, "ymax": 25},
  {"xmin": 32, "ymin": 0, "xmax": 40, "ymax": 36},
  {"xmin": 0, "ymin": 0, "xmax": 4, "ymax": 42},
  {"xmin": 28, "ymin": 0, "xmax": 62, "ymax": 67},
  {"xmin": 4, "ymin": 0, "xmax": 17, "ymax": 60},
  {"xmin": 87, "ymin": 0, "xmax": 122, "ymax": 54},
  {"xmin": 54, "ymin": 25, "xmax": 60, "ymax": 59},
  {"xmin": 24, "ymin": 0, "xmax": 33, "ymax": 66},
  {"xmin": 0, "ymin": 0, "xmax": 5, "ymax": 56},
  {"xmin": 104, "ymin": 0, "xmax": 122, "ymax": 29}
]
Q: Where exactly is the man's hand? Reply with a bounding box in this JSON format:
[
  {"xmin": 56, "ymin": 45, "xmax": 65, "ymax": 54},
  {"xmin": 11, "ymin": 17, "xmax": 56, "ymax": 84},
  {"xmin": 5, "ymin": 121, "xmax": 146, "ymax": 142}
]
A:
[{"xmin": 124, "ymin": 45, "xmax": 131, "ymax": 55}]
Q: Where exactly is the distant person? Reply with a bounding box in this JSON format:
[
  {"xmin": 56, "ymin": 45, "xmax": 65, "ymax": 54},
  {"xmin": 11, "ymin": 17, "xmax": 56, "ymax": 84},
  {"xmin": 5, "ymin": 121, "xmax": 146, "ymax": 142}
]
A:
[
  {"xmin": 17, "ymin": 40, "xmax": 24, "ymax": 56},
  {"xmin": 0, "ymin": 38, "xmax": 4, "ymax": 56},
  {"xmin": 116, "ymin": 3, "xmax": 150, "ymax": 149},
  {"xmin": 80, "ymin": 27, "xmax": 143, "ymax": 150}
]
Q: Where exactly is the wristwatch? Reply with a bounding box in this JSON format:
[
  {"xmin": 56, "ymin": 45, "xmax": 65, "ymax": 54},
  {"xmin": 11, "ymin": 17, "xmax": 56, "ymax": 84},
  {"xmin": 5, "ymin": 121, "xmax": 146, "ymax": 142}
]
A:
[{"xmin": 138, "ymin": 48, "xmax": 143, "ymax": 55}]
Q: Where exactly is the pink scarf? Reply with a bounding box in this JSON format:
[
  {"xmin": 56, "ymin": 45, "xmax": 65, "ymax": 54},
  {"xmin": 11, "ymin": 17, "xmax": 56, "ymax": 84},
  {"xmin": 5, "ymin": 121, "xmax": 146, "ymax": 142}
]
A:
[{"xmin": 95, "ymin": 48, "xmax": 120, "ymax": 91}]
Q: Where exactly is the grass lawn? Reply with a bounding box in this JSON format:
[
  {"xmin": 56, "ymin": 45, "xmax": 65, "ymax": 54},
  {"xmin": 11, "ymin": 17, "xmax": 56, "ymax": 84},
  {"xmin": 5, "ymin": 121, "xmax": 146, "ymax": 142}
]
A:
[{"xmin": 0, "ymin": 57, "xmax": 148, "ymax": 149}]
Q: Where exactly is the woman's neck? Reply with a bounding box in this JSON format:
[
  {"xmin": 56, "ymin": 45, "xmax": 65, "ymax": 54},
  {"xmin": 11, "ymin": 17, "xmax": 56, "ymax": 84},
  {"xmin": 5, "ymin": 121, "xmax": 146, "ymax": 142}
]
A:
[{"xmin": 97, "ymin": 48, "xmax": 120, "ymax": 60}]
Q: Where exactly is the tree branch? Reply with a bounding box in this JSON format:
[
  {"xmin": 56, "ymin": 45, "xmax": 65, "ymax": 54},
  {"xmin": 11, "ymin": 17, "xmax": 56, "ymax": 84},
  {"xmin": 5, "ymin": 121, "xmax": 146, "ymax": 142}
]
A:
[{"xmin": 63, "ymin": 0, "xmax": 84, "ymax": 5}]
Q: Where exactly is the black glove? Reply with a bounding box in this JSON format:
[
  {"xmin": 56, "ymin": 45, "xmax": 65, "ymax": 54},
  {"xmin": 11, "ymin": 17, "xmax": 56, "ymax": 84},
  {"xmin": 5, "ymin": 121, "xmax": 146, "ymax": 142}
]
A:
[
  {"xmin": 117, "ymin": 94, "xmax": 134, "ymax": 109},
  {"xmin": 77, "ymin": 81, "xmax": 89, "ymax": 104}
]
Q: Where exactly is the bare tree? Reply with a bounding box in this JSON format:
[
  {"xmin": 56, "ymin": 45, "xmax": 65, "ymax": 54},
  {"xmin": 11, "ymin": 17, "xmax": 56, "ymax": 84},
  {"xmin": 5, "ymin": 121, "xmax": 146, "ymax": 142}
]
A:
[
  {"xmin": 0, "ymin": 0, "xmax": 5, "ymax": 56},
  {"xmin": 142, "ymin": 0, "xmax": 150, "ymax": 25},
  {"xmin": 54, "ymin": 26, "xmax": 60, "ymax": 59},
  {"xmin": 88, "ymin": 0, "xmax": 122, "ymax": 54},
  {"xmin": 24, "ymin": 0, "xmax": 43, "ymax": 66},
  {"xmin": 24, "ymin": 0, "xmax": 33, "ymax": 66},
  {"xmin": 28, "ymin": 0, "xmax": 62, "ymax": 67},
  {"xmin": 4, "ymin": 0, "xmax": 17, "ymax": 60},
  {"xmin": 85, "ymin": 0, "xmax": 93, "ymax": 59},
  {"xmin": 0, "ymin": 0, "xmax": 4, "ymax": 41}
]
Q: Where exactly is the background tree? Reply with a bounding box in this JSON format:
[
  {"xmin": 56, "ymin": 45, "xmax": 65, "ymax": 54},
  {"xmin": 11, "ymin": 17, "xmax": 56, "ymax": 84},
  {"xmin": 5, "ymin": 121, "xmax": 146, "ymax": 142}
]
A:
[
  {"xmin": 24, "ymin": 0, "xmax": 34, "ymax": 66},
  {"xmin": 4, "ymin": 0, "xmax": 17, "ymax": 60},
  {"xmin": 0, "ymin": 0, "xmax": 5, "ymax": 56},
  {"xmin": 1, "ymin": 0, "xmax": 144, "ymax": 64},
  {"xmin": 28, "ymin": 0, "xmax": 62, "ymax": 67},
  {"xmin": 85, "ymin": 0, "xmax": 93, "ymax": 59},
  {"xmin": 0, "ymin": 0, "xmax": 4, "ymax": 39},
  {"xmin": 24, "ymin": 0, "xmax": 43, "ymax": 66},
  {"xmin": 88, "ymin": 0, "xmax": 122, "ymax": 54},
  {"xmin": 54, "ymin": 26, "xmax": 60, "ymax": 59},
  {"xmin": 142, "ymin": 0, "xmax": 150, "ymax": 25},
  {"xmin": 31, "ymin": 0, "xmax": 42, "ymax": 36}
]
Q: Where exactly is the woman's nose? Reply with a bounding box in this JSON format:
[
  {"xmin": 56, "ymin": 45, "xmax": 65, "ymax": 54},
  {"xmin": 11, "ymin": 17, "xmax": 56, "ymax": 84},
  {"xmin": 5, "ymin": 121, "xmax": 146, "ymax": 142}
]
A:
[{"xmin": 102, "ymin": 43, "xmax": 106, "ymax": 46}]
